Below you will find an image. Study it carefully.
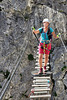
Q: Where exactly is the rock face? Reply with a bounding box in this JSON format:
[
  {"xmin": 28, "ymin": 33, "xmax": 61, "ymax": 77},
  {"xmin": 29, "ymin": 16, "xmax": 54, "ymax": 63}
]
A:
[
  {"xmin": 50, "ymin": 47, "xmax": 67, "ymax": 100},
  {"xmin": 0, "ymin": 0, "xmax": 67, "ymax": 100},
  {"xmin": 63, "ymin": 73, "xmax": 67, "ymax": 87}
]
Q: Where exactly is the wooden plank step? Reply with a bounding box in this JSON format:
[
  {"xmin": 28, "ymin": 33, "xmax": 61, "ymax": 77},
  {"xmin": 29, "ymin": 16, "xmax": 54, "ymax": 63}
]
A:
[
  {"xmin": 33, "ymin": 79, "xmax": 50, "ymax": 82},
  {"xmin": 33, "ymin": 80, "xmax": 50, "ymax": 83},
  {"xmin": 33, "ymin": 87, "xmax": 50, "ymax": 89},
  {"xmin": 35, "ymin": 65, "xmax": 49, "ymax": 68},
  {"xmin": 33, "ymin": 79, "xmax": 51, "ymax": 82},
  {"xmin": 35, "ymin": 83, "xmax": 50, "ymax": 85},
  {"xmin": 31, "ymin": 88, "xmax": 50, "ymax": 91},
  {"xmin": 34, "ymin": 77, "xmax": 50, "ymax": 79},
  {"xmin": 35, "ymin": 58, "xmax": 46, "ymax": 60},
  {"xmin": 30, "ymin": 94, "xmax": 51, "ymax": 98},
  {"xmin": 31, "ymin": 70, "xmax": 52, "ymax": 76},
  {"xmin": 35, "ymin": 62, "xmax": 49, "ymax": 65},
  {"xmin": 35, "ymin": 66, "xmax": 49, "ymax": 69},
  {"xmin": 32, "ymin": 84, "xmax": 50, "ymax": 87},
  {"xmin": 34, "ymin": 91, "xmax": 48, "ymax": 94},
  {"xmin": 33, "ymin": 76, "xmax": 50, "ymax": 79},
  {"xmin": 36, "ymin": 59, "xmax": 49, "ymax": 62},
  {"xmin": 33, "ymin": 78, "xmax": 50, "ymax": 81}
]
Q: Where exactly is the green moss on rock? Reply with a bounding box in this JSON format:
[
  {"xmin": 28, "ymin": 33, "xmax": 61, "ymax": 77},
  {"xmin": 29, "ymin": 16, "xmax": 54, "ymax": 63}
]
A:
[
  {"xmin": 53, "ymin": 91, "xmax": 57, "ymax": 96},
  {"xmin": 61, "ymin": 66, "xmax": 67, "ymax": 71},
  {"xmin": 28, "ymin": 54, "xmax": 34, "ymax": 60}
]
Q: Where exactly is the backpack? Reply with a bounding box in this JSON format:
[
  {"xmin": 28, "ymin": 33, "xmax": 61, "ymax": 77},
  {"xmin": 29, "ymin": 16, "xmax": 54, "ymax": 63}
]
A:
[{"xmin": 41, "ymin": 27, "xmax": 52, "ymax": 40}]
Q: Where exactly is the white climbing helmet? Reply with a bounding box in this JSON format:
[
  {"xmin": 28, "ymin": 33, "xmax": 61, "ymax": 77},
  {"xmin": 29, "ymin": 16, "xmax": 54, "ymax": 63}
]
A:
[{"xmin": 43, "ymin": 18, "xmax": 50, "ymax": 23}]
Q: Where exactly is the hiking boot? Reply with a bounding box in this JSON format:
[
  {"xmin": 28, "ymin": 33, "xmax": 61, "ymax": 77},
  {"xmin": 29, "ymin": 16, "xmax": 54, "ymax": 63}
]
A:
[
  {"xmin": 43, "ymin": 66, "xmax": 47, "ymax": 73},
  {"xmin": 38, "ymin": 68, "xmax": 43, "ymax": 75}
]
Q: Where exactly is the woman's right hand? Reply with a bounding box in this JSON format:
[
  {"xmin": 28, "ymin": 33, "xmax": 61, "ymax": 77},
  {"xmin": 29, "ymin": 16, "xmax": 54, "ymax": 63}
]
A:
[
  {"xmin": 32, "ymin": 30, "xmax": 35, "ymax": 34},
  {"xmin": 32, "ymin": 30, "xmax": 39, "ymax": 34}
]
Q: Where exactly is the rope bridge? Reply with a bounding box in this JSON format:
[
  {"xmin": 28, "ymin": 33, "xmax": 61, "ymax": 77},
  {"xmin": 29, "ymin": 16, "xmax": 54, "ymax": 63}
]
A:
[{"xmin": 29, "ymin": 46, "xmax": 53, "ymax": 100}]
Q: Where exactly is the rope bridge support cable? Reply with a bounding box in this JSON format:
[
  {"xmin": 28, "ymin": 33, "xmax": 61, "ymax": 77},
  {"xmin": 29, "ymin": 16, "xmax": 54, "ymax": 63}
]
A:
[{"xmin": 0, "ymin": 39, "xmax": 28, "ymax": 100}]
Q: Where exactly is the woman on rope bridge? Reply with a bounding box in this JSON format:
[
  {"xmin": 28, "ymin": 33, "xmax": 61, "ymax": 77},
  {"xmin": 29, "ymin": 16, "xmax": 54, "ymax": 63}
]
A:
[{"xmin": 33, "ymin": 18, "xmax": 58, "ymax": 75}]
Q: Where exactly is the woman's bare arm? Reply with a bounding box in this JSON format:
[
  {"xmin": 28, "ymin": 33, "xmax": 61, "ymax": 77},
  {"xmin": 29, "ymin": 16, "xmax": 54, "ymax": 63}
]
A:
[
  {"xmin": 52, "ymin": 31, "xmax": 58, "ymax": 39},
  {"xmin": 32, "ymin": 30, "xmax": 40, "ymax": 34}
]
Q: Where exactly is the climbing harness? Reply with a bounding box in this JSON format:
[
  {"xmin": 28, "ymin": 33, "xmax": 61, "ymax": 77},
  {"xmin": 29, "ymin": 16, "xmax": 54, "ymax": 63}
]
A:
[
  {"xmin": 39, "ymin": 42, "xmax": 51, "ymax": 51},
  {"xmin": 43, "ymin": 42, "xmax": 45, "ymax": 52},
  {"xmin": 43, "ymin": 42, "xmax": 50, "ymax": 52},
  {"xmin": 40, "ymin": 39, "xmax": 51, "ymax": 52}
]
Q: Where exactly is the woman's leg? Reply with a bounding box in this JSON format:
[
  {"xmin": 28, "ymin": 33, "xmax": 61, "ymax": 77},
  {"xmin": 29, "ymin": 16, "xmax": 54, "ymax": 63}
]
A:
[
  {"xmin": 44, "ymin": 54, "xmax": 49, "ymax": 66},
  {"xmin": 39, "ymin": 54, "xmax": 43, "ymax": 68},
  {"xmin": 44, "ymin": 43, "xmax": 51, "ymax": 71},
  {"xmin": 38, "ymin": 54, "xmax": 43, "ymax": 74},
  {"xmin": 38, "ymin": 42, "xmax": 44, "ymax": 74},
  {"xmin": 43, "ymin": 54, "xmax": 49, "ymax": 72}
]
